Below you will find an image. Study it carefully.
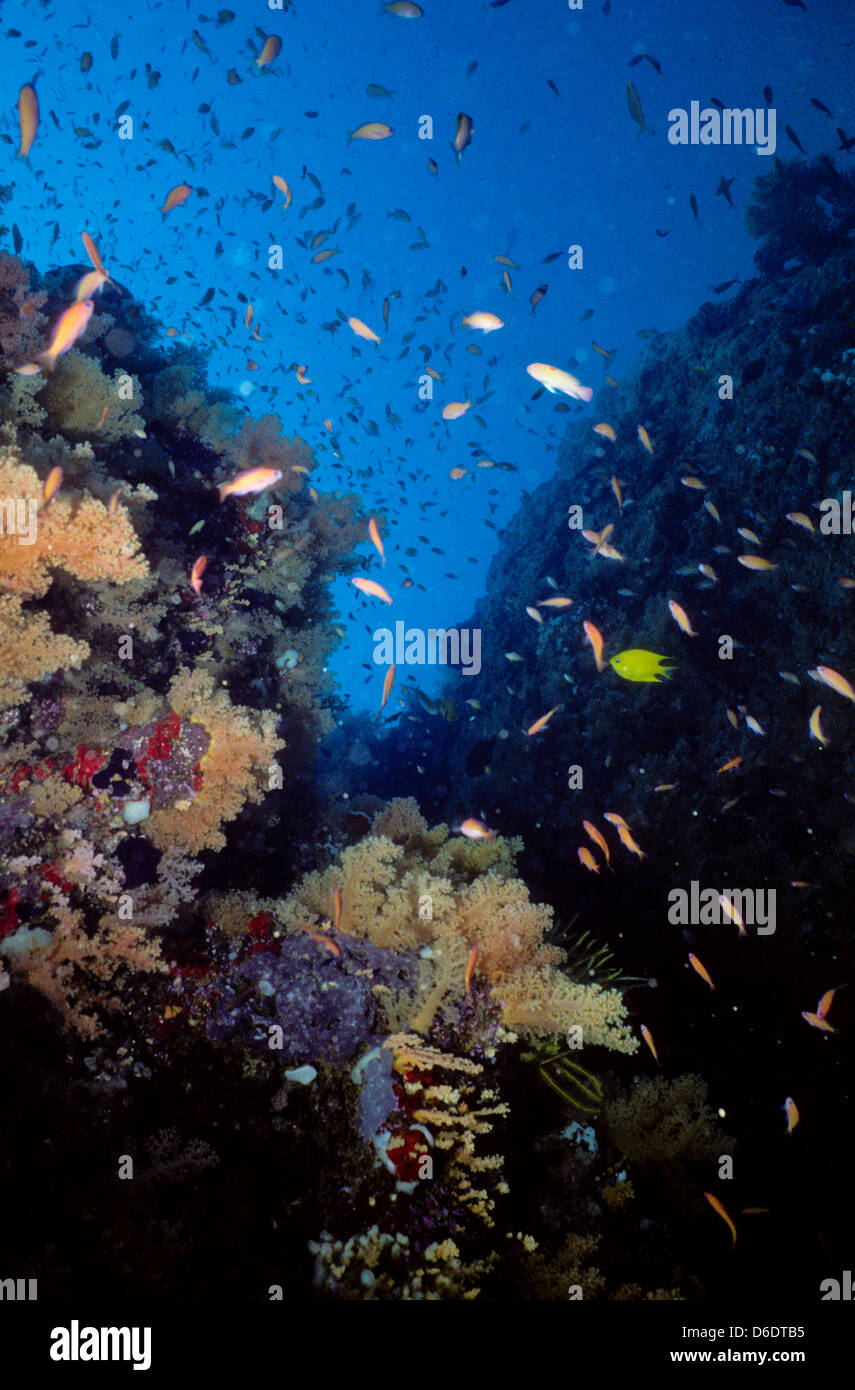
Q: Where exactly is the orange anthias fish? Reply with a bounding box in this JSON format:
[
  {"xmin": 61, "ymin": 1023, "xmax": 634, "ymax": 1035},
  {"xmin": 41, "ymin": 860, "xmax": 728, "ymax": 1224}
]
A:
[
  {"xmin": 583, "ymin": 820, "xmax": 612, "ymax": 870},
  {"xmin": 375, "ymin": 664, "xmax": 395, "ymax": 718},
  {"xmin": 352, "ymin": 576, "xmax": 393, "ymax": 605},
  {"xmin": 718, "ymin": 893, "xmax": 747, "ymax": 937},
  {"xmin": 526, "ymin": 362, "xmax": 593, "ymax": 402},
  {"xmin": 161, "ymin": 183, "xmax": 192, "ymax": 217},
  {"xmin": 368, "ymin": 517, "xmax": 385, "ymax": 565},
  {"xmin": 18, "ymin": 83, "xmax": 38, "ymax": 159},
  {"xmin": 640, "ymin": 1024, "xmax": 659, "ymax": 1064},
  {"xmin": 349, "ymin": 122, "xmax": 394, "ymax": 142},
  {"xmin": 577, "ymin": 846, "xmax": 600, "ymax": 874},
  {"xmin": 347, "ymin": 316, "xmax": 381, "ymax": 344},
  {"xmin": 300, "ymin": 924, "xmax": 341, "ymax": 958},
  {"xmin": 256, "ymin": 34, "xmax": 282, "ymax": 69},
  {"xmin": 603, "ymin": 812, "xmax": 645, "ymax": 860},
  {"xmin": 583, "ymin": 620, "xmax": 606, "ymax": 671},
  {"xmin": 189, "ymin": 555, "xmax": 207, "ymax": 596},
  {"xmin": 458, "ymin": 818, "xmax": 496, "ymax": 841},
  {"xmin": 669, "ymin": 599, "xmax": 698, "ymax": 636},
  {"xmin": 802, "ymin": 984, "xmax": 842, "ymax": 1032},
  {"xmin": 462, "ymin": 312, "xmax": 503, "ymax": 333},
  {"xmin": 465, "ymin": 944, "xmax": 479, "ymax": 997},
  {"xmin": 537, "ymin": 596, "xmax": 573, "ymax": 609},
  {"xmin": 783, "ymin": 1096, "xmax": 799, "ymax": 1136},
  {"xmin": 42, "ymin": 466, "xmax": 63, "ymax": 506},
  {"xmin": 716, "ymin": 756, "xmax": 743, "ymax": 774},
  {"xmin": 637, "ymin": 424, "xmax": 654, "ymax": 454},
  {"xmin": 688, "ymin": 952, "xmax": 715, "ymax": 990},
  {"xmin": 218, "ymin": 467, "xmax": 283, "ymax": 502},
  {"xmin": 704, "ymin": 1192, "xmax": 737, "ymax": 1248},
  {"xmin": 272, "ymin": 174, "xmax": 292, "ymax": 209},
  {"xmin": 442, "ymin": 400, "xmax": 471, "ymax": 420},
  {"xmin": 33, "ymin": 299, "xmax": 94, "ymax": 372},
  {"xmin": 815, "ymin": 665, "xmax": 855, "ymax": 703},
  {"xmin": 527, "ymin": 706, "xmax": 561, "ymax": 736}
]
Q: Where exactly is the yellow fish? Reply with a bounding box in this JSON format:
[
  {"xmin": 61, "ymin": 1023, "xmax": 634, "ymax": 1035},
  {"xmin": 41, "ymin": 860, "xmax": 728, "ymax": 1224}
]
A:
[{"xmin": 610, "ymin": 649, "xmax": 674, "ymax": 683}]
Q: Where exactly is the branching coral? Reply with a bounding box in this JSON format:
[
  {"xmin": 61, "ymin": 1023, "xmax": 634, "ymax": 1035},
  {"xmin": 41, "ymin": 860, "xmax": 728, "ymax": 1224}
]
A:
[
  {"xmin": 0, "ymin": 446, "xmax": 148, "ymax": 597},
  {"xmin": 603, "ymin": 1073, "xmax": 734, "ymax": 1185},
  {"xmin": 34, "ymin": 349, "xmax": 145, "ymax": 441},
  {"xmin": 276, "ymin": 799, "xmax": 636, "ymax": 1051},
  {"xmin": 115, "ymin": 667, "xmax": 284, "ymax": 853}
]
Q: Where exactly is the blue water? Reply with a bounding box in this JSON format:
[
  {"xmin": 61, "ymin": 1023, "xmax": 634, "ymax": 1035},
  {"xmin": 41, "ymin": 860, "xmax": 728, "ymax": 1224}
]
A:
[{"xmin": 5, "ymin": 0, "xmax": 854, "ymax": 717}]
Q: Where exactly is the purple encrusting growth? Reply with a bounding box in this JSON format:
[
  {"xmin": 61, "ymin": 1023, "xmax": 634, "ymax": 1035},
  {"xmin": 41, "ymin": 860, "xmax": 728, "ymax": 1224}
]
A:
[{"xmin": 205, "ymin": 931, "xmax": 422, "ymax": 1068}]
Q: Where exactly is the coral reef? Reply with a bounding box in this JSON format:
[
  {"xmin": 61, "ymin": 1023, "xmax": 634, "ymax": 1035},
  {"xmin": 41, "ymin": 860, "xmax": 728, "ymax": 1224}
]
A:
[{"xmin": 275, "ymin": 800, "xmax": 637, "ymax": 1049}]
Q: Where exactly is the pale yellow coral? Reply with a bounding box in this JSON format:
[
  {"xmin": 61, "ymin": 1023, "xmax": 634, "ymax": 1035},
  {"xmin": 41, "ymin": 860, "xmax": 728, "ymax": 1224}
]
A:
[
  {"xmin": 0, "ymin": 447, "xmax": 148, "ymax": 598},
  {"xmin": 35, "ymin": 349, "xmax": 145, "ymax": 441},
  {"xmin": 118, "ymin": 668, "xmax": 284, "ymax": 853},
  {"xmin": 0, "ymin": 593, "xmax": 89, "ymax": 709},
  {"xmin": 277, "ymin": 813, "xmax": 636, "ymax": 1051}
]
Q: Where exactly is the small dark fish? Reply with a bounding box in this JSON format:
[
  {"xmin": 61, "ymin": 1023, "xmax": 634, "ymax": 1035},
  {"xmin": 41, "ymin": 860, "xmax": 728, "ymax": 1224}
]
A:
[
  {"xmin": 547, "ymin": 79, "xmax": 560, "ymax": 96},
  {"xmin": 763, "ymin": 85, "xmax": 773, "ymax": 105},
  {"xmin": 811, "ymin": 97, "xmax": 832, "ymax": 116},
  {"xmin": 226, "ymin": 70, "xmax": 241, "ymax": 85},
  {"xmin": 110, "ymin": 33, "xmax": 119, "ymax": 59},
  {"xmin": 12, "ymin": 224, "xmax": 22, "ymax": 254},
  {"xmin": 453, "ymin": 112, "xmax": 473, "ymax": 161},
  {"xmin": 715, "ymin": 174, "xmax": 735, "ymax": 208},
  {"xmin": 690, "ymin": 193, "xmax": 699, "ymax": 221},
  {"xmin": 782, "ymin": 0, "xmax": 806, "ymax": 8},
  {"xmin": 305, "ymin": 111, "xmax": 318, "ymax": 118},
  {"xmin": 490, "ymin": 0, "xmax": 512, "ymax": 6},
  {"xmin": 629, "ymin": 53, "xmax": 661, "ymax": 73},
  {"xmin": 837, "ymin": 127, "xmax": 855, "ymax": 152},
  {"xmin": 785, "ymin": 123, "xmax": 805, "ymax": 152},
  {"xmin": 710, "ymin": 97, "xmax": 725, "ymax": 112},
  {"xmin": 198, "ymin": 287, "xmax": 215, "ymax": 306},
  {"xmin": 711, "ymin": 278, "xmax": 740, "ymax": 293},
  {"xmin": 50, "ymin": 221, "xmax": 60, "ymax": 247},
  {"xmin": 465, "ymin": 61, "xmax": 478, "ymax": 76},
  {"xmin": 80, "ymin": 51, "xmax": 92, "ymax": 72},
  {"xmin": 603, "ymin": 0, "xmax": 610, "ymax": 11},
  {"xmin": 542, "ymin": 251, "xmax": 562, "ymax": 263},
  {"xmin": 530, "ymin": 284, "xmax": 547, "ymax": 314},
  {"xmin": 366, "ymin": 84, "xmax": 395, "ymax": 98},
  {"xmin": 427, "ymin": 157, "xmax": 438, "ymax": 174},
  {"xmin": 216, "ymin": 8, "xmax": 236, "ymax": 23},
  {"xmin": 580, "ymin": 308, "xmax": 594, "ymax": 321}
]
